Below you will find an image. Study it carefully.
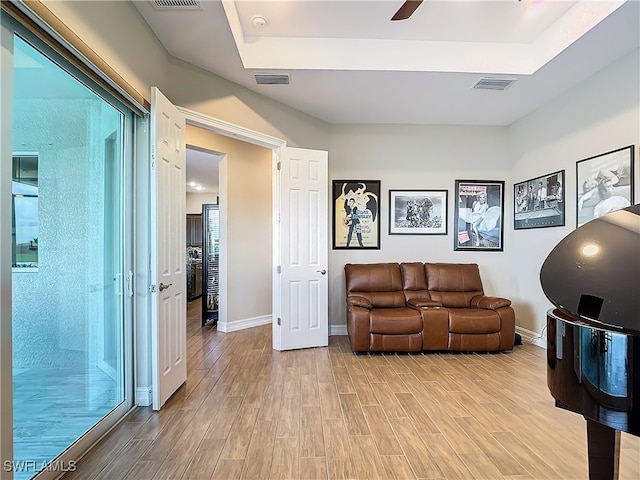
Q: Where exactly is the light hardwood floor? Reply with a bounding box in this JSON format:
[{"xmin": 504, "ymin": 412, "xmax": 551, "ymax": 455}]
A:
[{"xmin": 65, "ymin": 301, "xmax": 640, "ymax": 479}]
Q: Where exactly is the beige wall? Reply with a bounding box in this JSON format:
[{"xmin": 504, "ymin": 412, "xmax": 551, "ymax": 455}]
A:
[
  {"xmin": 43, "ymin": 0, "xmax": 170, "ymax": 97},
  {"xmin": 186, "ymin": 192, "xmax": 218, "ymax": 214},
  {"xmin": 186, "ymin": 126, "xmax": 272, "ymax": 326}
]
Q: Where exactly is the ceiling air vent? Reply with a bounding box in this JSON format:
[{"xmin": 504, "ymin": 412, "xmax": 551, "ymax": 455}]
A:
[
  {"xmin": 151, "ymin": 0, "xmax": 201, "ymax": 9},
  {"xmin": 471, "ymin": 78, "xmax": 516, "ymax": 91},
  {"xmin": 255, "ymin": 74, "xmax": 290, "ymax": 85}
]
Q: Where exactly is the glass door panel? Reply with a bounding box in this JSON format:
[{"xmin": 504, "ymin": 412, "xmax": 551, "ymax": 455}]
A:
[{"xmin": 11, "ymin": 34, "xmax": 127, "ymax": 479}]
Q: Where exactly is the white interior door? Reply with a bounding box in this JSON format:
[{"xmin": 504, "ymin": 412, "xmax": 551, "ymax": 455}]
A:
[
  {"xmin": 150, "ymin": 87, "xmax": 187, "ymax": 410},
  {"xmin": 275, "ymin": 147, "xmax": 329, "ymax": 351}
]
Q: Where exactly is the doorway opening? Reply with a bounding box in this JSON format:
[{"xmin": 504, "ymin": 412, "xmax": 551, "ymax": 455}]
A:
[
  {"xmin": 185, "ymin": 146, "xmax": 221, "ymax": 327},
  {"xmin": 185, "ymin": 126, "xmax": 274, "ymax": 334}
]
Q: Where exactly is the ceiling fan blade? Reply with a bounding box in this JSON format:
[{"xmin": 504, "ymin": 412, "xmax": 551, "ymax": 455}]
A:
[{"xmin": 391, "ymin": 0, "xmax": 424, "ymax": 21}]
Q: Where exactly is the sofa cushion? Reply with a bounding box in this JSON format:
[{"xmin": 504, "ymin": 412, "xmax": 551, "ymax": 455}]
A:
[
  {"xmin": 449, "ymin": 333, "xmax": 501, "ymax": 352},
  {"xmin": 425, "ymin": 263, "xmax": 484, "ymax": 307},
  {"xmin": 346, "ymin": 263, "xmax": 407, "ymax": 308},
  {"xmin": 346, "ymin": 263, "xmax": 403, "ymax": 292},
  {"xmin": 401, "ymin": 262, "xmax": 431, "ymax": 304},
  {"xmin": 370, "ymin": 308, "xmax": 423, "ymax": 335},
  {"xmin": 352, "ymin": 291, "xmax": 407, "ymax": 308},
  {"xmin": 471, "ymin": 295, "xmax": 511, "ymax": 310},
  {"xmin": 370, "ymin": 333, "xmax": 422, "ymax": 352},
  {"xmin": 448, "ymin": 308, "xmax": 501, "ymax": 334},
  {"xmin": 346, "ymin": 295, "xmax": 373, "ymax": 309}
]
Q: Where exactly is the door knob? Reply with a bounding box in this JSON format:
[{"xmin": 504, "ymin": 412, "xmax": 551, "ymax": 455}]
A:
[
  {"xmin": 159, "ymin": 282, "xmax": 173, "ymax": 291},
  {"xmin": 317, "ymin": 269, "xmax": 326, "ymax": 275}
]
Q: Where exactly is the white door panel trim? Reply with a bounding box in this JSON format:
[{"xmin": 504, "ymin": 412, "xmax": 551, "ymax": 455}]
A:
[{"xmin": 150, "ymin": 87, "xmax": 187, "ymax": 410}]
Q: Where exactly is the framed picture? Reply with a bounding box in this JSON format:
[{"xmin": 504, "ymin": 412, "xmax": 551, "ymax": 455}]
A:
[
  {"xmin": 332, "ymin": 180, "xmax": 380, "ymax": 249},
  {"xmin": 454, "ymin": 180, "xmax": 504, "ymax": 251},
  {"xmin": 514, "ymin": 170, "xmax": 565, "ymax": 230},
  {"xmin": 576, "ymin": 145, "xmax": 635, "ymax": 227},
  {"xmin": 389, "ymin": 189, "xmax": 447, "ymax": 235}
]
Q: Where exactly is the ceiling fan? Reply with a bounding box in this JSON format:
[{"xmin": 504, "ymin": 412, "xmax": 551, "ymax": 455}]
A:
[{"xmin": 391, "ymin": 0, "xmax": 424, "ymax": 21}]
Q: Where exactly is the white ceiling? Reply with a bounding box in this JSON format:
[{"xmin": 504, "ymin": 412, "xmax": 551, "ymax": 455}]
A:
[
  {"xmin": 133, "ymin": 0, "xmax": 639, "ymax": 126},
  {"xmin": 186, "ymin": 147, "xmax": 222, "ymax": 193}
]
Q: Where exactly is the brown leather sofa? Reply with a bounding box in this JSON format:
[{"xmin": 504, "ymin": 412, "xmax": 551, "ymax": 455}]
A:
[{"xmin": 345, "ymin": 262, "xmax": 515, "ymax": 353}]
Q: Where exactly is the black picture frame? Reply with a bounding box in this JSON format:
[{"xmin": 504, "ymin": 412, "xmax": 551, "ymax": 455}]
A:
[
  {"xmin": 454, "ymin": 180, "xmax": 504, "ymax": 251},
  {"xmin": 514, "ymin": 170, "xmax": 565, "ymax": 230},
  {"xmin": 576, "ymin": 145, "xmax": 635, "ymax": 227},
  {"xmin": 332, "ymin": 180, "xmax": 380, "ymax": 249},
  {"xmin": 388, "ymin": 189, "xmax": 448, "ymax": 235}
]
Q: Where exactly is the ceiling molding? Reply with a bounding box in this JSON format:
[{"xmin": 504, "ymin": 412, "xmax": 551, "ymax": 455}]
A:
[
  {"xmin": 177, "ymin": 106, "xmax": 287, "ymax": 150},
  {"xmin": 224, "ymin": 0, "xmax": 627, "ymax": 75}
]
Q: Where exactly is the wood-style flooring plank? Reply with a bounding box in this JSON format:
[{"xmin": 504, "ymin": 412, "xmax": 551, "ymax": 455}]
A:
[
  {"xmin": 318, "ymin": 381, "xmax": 342, "ymax": 420},
  {"xmin": 211, "ymin": 459, "xmax": 244, "ymax": 480},
  {"xmin": 389, "ymin": 417, "xmax": 443, "ymax": 479},
  {"xmin": 338, "ymin": 393, "xmax": 370, "ymax": 435},
  {"xmin": 454, "ymin": 416, "xmax": 527, "ymax": 476},
  {"xmin": 380, "ymin": 455, "xmax": 417, "ymax": 480},
  {"xmin": 276, "ymin": 394, "xmax": 301, "ymax": 438},
  {"xmin": 240, "ymin": 420, "xmax": 276, "ymax": 479},
  {"xmin": 269, "ymin": 437, "xmax": 299, "ymax": 480},
  {"xmin": 300, "ymin": 406, "xmax": 325, "ymax": 458},
  {"xmin": 219, "ymin": 407, "xmax": 259, "ymax": 459},
  {"xmin": 349, "ymin": 434, "xmax": 388, "ymax": 480},
  {"xmin": 323, "ymin": 418, "xmax": 357, "ymax": 480},
  {"xmin": 361, "ymin": 405, "xmax": 404, "ymax": 456},
  {"xmin": 299, "ymin": 457, "xmax": 328, "ymax": 480},
  {"xmin": 180, "ymin": 439, "xmax": 224, "ymax": 480}
]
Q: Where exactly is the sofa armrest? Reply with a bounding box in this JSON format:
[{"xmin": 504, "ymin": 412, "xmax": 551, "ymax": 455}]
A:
[
  {"xmin": 471, "ymin": 295, "xmax": 511, "ymax": 310},
  {"xmin": 347, "ymin": 295, "xmax": 372, "ymax": 309},
  {"xmin": 407, "ymin": 299, "xmax": 443, "ymax": 309}
]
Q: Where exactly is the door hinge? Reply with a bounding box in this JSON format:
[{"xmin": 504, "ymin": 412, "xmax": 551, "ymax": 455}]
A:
[
  {"xmin": 149, "ymin": 284, "xmax": 157, "ymax": 293},
  {"xmin": 277, "ymin": 317, "xmax": 281, "ymax": 326},
  {"xmin": 277, "ymin": 161, "xmax": 281, "ymax": 171},
  {"xmin": 277, "ymin": 265, "xmax": 281, "ymax": 274}
]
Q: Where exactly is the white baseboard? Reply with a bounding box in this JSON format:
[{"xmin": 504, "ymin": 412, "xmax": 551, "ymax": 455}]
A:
[
  {"xmin": 516, "ymin": 326, "xmax": 547, "ymax": 349},
  {"xmin": 329, "ymin": 324, "xmax": 347, "ymax": 336},
  {"xmin": 218, "ymin": 314, "xmax": 272, "ymax": 333},
  {"xmin": 136, "ymin": 386, "xmax": 152, "ymax": 407}
]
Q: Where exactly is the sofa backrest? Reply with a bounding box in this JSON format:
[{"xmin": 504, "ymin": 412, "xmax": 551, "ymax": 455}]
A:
[
  {"xmin": 424, "ymin": 263, "xmax": 484, "ymax": 307},
  {"xmin": 400, "ymin": 262, "xmax": 431, "ymax": 303},
  {"xmin": 345, "ymin": 263, "xmax": 406, "ymax": 308}
]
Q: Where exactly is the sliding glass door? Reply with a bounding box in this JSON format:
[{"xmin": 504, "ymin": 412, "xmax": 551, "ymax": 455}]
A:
[{"xmin": 3, "ymin": 15, "xmax": 133, "ymax": 480}]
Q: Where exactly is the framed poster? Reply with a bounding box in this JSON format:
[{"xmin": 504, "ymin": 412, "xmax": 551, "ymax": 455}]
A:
[
  {"xmin": 514, "ymin": 170, "xmax": 565, "ymax": 229},
  {"xmin": 576, "ymin": 145, "xmax": 635, "ymax": 227},
  {"xmin": 332, "ymin": 180, "xmax": 380, "ymax": 249},
  {"xmin": 454, "ymin": 180, "xmax": 504, "ymax": 251},
  {"xmin": 388, "ymin": 189, "xmax": 447, "ymax": 235}
]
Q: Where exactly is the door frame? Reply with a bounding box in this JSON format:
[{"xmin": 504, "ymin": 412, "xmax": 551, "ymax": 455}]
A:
[{"xmin": 176, "ymin": 107, "xmax": 286, "ymax": 349}]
